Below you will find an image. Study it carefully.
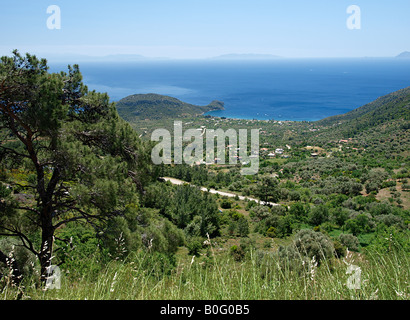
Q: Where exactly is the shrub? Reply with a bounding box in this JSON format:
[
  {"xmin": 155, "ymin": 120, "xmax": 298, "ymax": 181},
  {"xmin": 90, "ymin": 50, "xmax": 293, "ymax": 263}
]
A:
[
  {"xmin": 187, "ymin": 238, "xmax": 203, "ymax": 257},
  {"xmin": 293, "ymin": 229, "xmax": 335, "ymax": 265},
  {"xmin": 289, "ymin": 202, "xmax": 307, "ymax": 220},
  {"xmin": 227, "ymin": 210, "xmax": 244, "ymax": 221},
  {"xmin": 276, "ymin": 215, "xmax": 295, "ymax": 238},
  {"xmin": 55, "ymin": 223, "xmax": 107, "ymax": 278},
  {"xmin": 345, "ymin": 213, "xmax": 375, "ymax": 236},
  {"xmin": 237, "ymin": 217, "xmax": 250, "ymax": 237},
  {"xmin": 277, "ymin": 244, "xmax": 305, "ymax": 273},
  {"xmin": 339, "ymin": 233, "xmax": 359, "ymax": 252},
  {"xmin": 375, "ymin": 214, "xmax": 404, "ymax": 229},
  {"xmin": 250, "ymin": 205, "xmax": 270, "ymax": 220},
  {"xmin": 245, "ymin": 200, "xmax": 257, "ymax": 210},
  {"xmin": 185, "ymin": 216, "xmax": 202, "ymax": 237},
  {"xmin": 230, "ymin": 245, "xmax": 245, "ymax": 262},
  {"xmin": 333, "ymin": 240, "xmax": 346, "ymax": 258},
  {"xmin": 289, "ymin": 190, "xmax": 301, "ymax": 201},
  {"xmin": 239, "ymin": 237, "xmax": 256, "ymax": 252},
  {"xmin": 308, "ymin": 204, "xmax": 329, "ymax": 226},
  {"xmin": 270, "ymin": 205, "xmax": 287, "ymax": 216},
  {"xmin": 220, "ymin": 199, "xmax": 232, "ymax": 209},
  {"xmin": 228, "ymin": 220, "xmax": 237, "ymax": 236},
  {"xmin": 266, "ymin": 226, "xmax": 276, "ymax": 238},
  {"xmin": 330, "ymin": 207, "xmax": 350, "ymax": 226}
]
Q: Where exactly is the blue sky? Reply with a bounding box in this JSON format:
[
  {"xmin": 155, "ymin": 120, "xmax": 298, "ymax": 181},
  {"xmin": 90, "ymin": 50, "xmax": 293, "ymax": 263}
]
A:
[{"xmin": 1, "ymin": 0, "xmax": 409, "ymax": 59}]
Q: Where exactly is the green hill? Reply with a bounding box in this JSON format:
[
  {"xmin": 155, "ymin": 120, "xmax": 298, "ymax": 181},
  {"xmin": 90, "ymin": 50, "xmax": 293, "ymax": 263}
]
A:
[
  {"xmin": 315, "ymin": 86, "xmax": 410, "ymax": 133},
  {"xmin": 116, "ymin": 93, "xmax": 224, "ymax": 120}
]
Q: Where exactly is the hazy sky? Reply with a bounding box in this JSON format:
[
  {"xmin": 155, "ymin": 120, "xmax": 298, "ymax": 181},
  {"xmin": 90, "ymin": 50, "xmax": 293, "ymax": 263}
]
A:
[{"xmin": 1, "ymin": 0, "xmax": 409, "ymax": 59}]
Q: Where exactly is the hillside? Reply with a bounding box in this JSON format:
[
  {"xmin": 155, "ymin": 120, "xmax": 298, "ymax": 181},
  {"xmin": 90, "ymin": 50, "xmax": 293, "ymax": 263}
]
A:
[
  {"xmin": 2, "ymin": 52, "xmax": 409, "ymax": 302},
  {"xmin": 315, "ymin": 86, "xmax": 410, "ymax": 133},
  {"xmin": 116, "ymin": 93, "xmax": 224, "ymax": 120}
]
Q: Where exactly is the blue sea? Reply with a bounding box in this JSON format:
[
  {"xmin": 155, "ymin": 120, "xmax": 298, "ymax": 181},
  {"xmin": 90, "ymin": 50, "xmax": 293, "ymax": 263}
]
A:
[{"xmin": 49, "ymin": 58, "xmax": 410, "ymax": 121}]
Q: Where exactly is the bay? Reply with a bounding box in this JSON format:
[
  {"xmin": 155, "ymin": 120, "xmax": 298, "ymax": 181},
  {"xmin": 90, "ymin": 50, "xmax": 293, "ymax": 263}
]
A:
[{"xmin": 49, "ymin": 58, "xmax": 410, "ymax": 121}]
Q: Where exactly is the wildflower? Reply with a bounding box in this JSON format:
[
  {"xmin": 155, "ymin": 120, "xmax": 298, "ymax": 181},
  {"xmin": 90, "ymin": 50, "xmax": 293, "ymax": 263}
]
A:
[
  {"xmin": 309, "ymin": 256, "xmax": 318, "ymax": 281},
  {"xmin": 395, "ymin": 290, "xmax": 409, "ymax": 299},
  {"xmin": 370, "ymin": 289, "xmax": 379, "ymax": 300},
  {"xmin": 110, "ymin": 272, "xmax": 118, "ymax": 293},
  {"xmin": 148, "ymin": 238, "xmax": 154, "ymax": 250}
]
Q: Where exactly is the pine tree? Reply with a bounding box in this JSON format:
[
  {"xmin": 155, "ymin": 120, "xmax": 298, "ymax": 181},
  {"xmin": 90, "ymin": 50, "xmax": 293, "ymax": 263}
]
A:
[{"xmin": 0, "ymin": 51, "xmax": 150, "ymax": 281}]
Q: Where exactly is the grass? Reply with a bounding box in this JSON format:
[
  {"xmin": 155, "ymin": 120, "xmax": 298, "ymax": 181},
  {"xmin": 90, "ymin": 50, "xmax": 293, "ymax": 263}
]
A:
[{"xmin": 2, "ymin": 241, "xmax": 408, "ymax": 300}]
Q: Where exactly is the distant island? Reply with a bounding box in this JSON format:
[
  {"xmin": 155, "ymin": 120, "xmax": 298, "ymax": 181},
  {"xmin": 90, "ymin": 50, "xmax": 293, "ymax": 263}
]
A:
[
  {"xmin": 396, "ymin": 51, "xmax": 410, "ymax": 58},
  {"xmin": 116, "ymin": 93, "xmax": 224, "ymax": 120}
]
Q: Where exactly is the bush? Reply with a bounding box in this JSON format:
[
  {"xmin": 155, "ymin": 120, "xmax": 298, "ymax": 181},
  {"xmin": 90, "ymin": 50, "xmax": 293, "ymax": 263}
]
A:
[
  {"xmin": 220, "ymin": 199, "xmax": 232, "ymax": 209},
  {"xmin": 270, "ymin": 205, "xmax": 287, "ymax": 216},
  {"xmin": 276, "ymin": 215, "xmax": 295, "ymax": 238},
  {"xmin": 308, "ymin": 205, "xmax": 329, "ymax": 226},
  {"xmin": 55, "ymin": 223, "xmax": 107, "ymax": 278},
  {"xmin": 330, "ymin": 207, "xmax": 350, "ymax": 226},
  {"xmin": 293, "ymin": 229, "xmax": 335, "ymax": 265},
  {"xmin": 250, "ymin": 205, "xmax": 270, "ymax": 220},
  {"xmin": 266, "ymin": 226, "xmax": 276, "ymax": 238},
  {"xmin": 289, "ymin": 202, "xmax": 307, "ymax": 220},
  {"xmin": 237, "ymin": 217, "xmax": 250, "ymax": 237},
  {"xmin": 289, "ymin": 190, "xmax": 301, "ymax": 201},
  {"xmin": 239, "ymin": 237, "xmax": 256, "ymax": 252},
  {"xmin": 345, "ymin": 213, "xmax": 375, "ymax": 236},
  {"xmin": 367, "ymin": 226, "xmax": 410, "ymax": 253},
  {"xmin": 277, "ymin": 244, "xmax": 305, "ymax": 273},
  {"xmin": 339, "ymin": 233, "xmax": 360, "ymax": 252},
  {"xmin": 230, "ymin": 245, "xmax": 245, "ymax": 262},
  {"xmin": 245, "ymin": 200, "xmax": 258, "ymax": 210},
  {"xmin": 185, "ymin": 216, "xmax": 203, "ymax": 237},
  {"xmin": 333, "ymin": 240, "xmax": 346, "ymax": 258},
  {"xmin": 187, "ymin": 238, "xmax": 203, "ymax": 257},
  {"xmin": 375, "ymin": 214, "xmax": 404, "ymax": 229}
]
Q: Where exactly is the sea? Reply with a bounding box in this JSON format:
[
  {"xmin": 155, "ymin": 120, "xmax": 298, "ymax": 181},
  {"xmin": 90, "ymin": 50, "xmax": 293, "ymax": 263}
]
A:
[{"xmin": 49, "ymin": 58, "xmax": 410, "ymax": 121}]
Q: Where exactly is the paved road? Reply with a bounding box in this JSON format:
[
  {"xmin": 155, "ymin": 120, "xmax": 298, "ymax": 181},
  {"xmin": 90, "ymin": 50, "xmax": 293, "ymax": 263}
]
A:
[{"xmin": 161, "ymin": 177, "xmax": 279, "ymax": 207}]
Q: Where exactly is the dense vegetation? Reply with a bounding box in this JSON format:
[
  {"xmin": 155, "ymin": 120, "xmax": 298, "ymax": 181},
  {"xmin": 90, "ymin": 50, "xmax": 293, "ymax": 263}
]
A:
[
  {"xmin": 0, "ymin": 51, "xmax": 409, "ymax": 300},
  {"xmin": 116, "ymin": 93, "xmax": 224, "ymax": 121}
]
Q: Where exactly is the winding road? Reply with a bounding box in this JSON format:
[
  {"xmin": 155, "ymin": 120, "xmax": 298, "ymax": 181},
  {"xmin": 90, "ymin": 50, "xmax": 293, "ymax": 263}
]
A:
[{"xmin": 161, "ymin": 177, "xmax": 279, "ymax": 207}]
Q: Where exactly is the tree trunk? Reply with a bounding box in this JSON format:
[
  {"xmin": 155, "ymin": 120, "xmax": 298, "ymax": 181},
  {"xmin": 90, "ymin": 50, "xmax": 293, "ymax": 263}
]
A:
[
  {"xmin": 39, "ymin": 233, "xmax": 54, "ymax": 283},
  {"xmin": 39, "ymin": 207, "xmax": 55, "ymax": 283}
]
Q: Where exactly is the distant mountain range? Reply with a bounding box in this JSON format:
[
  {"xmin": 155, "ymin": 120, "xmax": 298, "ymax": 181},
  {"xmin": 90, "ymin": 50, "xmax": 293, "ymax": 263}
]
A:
[
  {"xmin": 116, "ymin": 94, "xmax": 224, "ymax": 120},
  {"xmin": 42, "ymin": 52, "xmax": 410, "ymax": 63}
]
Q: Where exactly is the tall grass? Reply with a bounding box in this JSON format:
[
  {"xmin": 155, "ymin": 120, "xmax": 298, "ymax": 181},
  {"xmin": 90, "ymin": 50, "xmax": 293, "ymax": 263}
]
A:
[{"xmin": 1, "ymin": 244, "xmax": 408, "ymax": 300}]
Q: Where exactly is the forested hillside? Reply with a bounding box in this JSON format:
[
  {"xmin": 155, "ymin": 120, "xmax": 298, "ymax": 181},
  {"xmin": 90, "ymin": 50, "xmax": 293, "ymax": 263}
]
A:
[
  {"xmin": 116, "ymin": 93, "xmax": 224, "ymax": 121},
  {"xmin": 316, "ymin": 86, "xmax": 410, "ymax": 135},
  {"xmin": 1, "ymin": 52, "xmax": 408, "ymax": 300}
]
